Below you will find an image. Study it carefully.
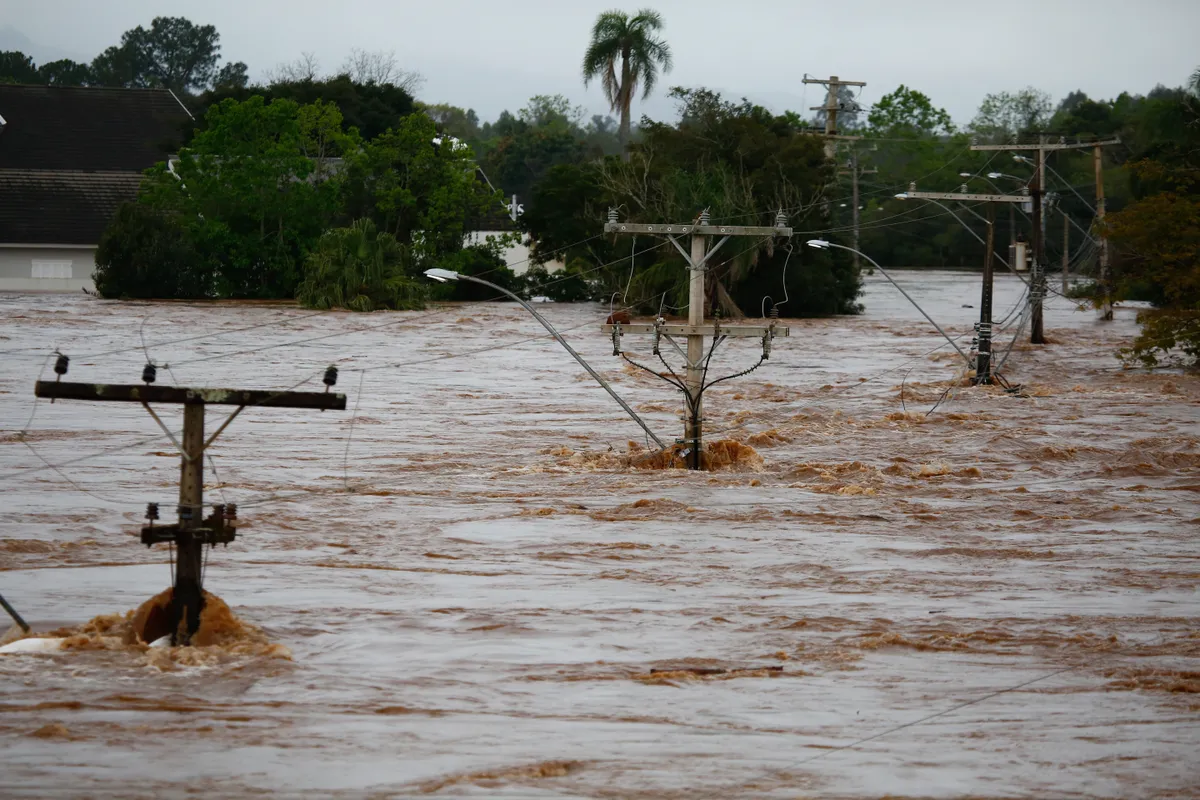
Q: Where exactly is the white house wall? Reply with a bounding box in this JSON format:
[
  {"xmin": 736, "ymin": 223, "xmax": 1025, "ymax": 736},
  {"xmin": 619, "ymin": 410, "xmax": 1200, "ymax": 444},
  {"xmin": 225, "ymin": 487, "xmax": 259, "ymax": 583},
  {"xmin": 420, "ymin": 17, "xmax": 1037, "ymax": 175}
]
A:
[
  {"xmin": 465, "ymin": 232, "xmax": 565, "ymax": 276},
  {"xmin": 0, "ymin": 246, "xmax": 96, "ymax": 293}
]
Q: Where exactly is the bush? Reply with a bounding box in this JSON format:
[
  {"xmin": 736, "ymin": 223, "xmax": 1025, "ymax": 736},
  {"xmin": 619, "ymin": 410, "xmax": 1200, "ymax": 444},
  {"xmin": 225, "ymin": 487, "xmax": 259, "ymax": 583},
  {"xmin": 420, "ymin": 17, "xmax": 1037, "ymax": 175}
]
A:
[
  {"xmin": 296, "ymin": 219, "xmax": 426, "ymax": 311},
  {"xmin": 523, "ymin": 259, "xmax": 596, "ymax": 303},
  {"xmin": 1120, "ymin": 309, "xmax": 1200, "ymax": 368},
  {"xmin": 438, "ymin": 246, "xmax": 523, "ymax": 301},
  {"xmin": 93, "ymin": 203, "xmax": 211, "ymax": 299}
]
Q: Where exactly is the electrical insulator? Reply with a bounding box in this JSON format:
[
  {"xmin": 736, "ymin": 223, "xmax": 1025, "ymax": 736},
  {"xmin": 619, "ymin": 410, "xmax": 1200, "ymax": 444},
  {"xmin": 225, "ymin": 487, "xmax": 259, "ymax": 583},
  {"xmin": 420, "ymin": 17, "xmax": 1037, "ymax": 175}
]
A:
[
  {"xmin": 142, "ymin": 363, "xmax": 157, "ymax": 384},
  {"xmin": 607, "ymin": 208, "xmax": 618, "ymax": 224},
  {"xmin": 145, "ymin": 502, "xmax": 159, "ymax": 521},
  {"xmin": 53, "ymin": 353, "xmax": 69, "ymax": 376},
  {"xmin": 212, "ymin": 504, "xmax": 226, "ymax": 521},
  {"xmin": 226, "ymin": 503, "xmax": 237, "ymax": 520},
  {"xmin": 769, "ymin": 305, "xmax": 779, "ymax": 320},
  {"xmin": 323, "ymin": 365, "xmax": 338, "ymax": 389}
]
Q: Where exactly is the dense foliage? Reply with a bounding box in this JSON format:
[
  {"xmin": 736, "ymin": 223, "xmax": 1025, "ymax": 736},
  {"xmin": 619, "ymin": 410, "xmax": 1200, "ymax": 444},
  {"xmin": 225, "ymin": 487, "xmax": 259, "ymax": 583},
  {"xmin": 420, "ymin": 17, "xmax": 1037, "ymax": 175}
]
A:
[
  {"xmin": 1, "ymin": 16, "xmax": 245, "ymax": 93},
  {"xmin": 95, "ymin": 96, "xmax": 495, "ymax": 305},
  {"xmin": 522, "ymin": 88, "xmax": 859, "ymax": 317}
]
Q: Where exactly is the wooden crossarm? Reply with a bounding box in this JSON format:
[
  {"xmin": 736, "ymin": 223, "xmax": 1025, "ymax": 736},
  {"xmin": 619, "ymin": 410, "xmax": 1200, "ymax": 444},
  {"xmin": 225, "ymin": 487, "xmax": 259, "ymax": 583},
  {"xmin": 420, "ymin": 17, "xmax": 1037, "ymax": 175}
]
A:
[
  {"xmin": 602, "ymin": 324, "xmax": 789, "ymax": 338},
  {"xmin": 35, "ymin": 381, "xmax": 347, "ymax": 410}
]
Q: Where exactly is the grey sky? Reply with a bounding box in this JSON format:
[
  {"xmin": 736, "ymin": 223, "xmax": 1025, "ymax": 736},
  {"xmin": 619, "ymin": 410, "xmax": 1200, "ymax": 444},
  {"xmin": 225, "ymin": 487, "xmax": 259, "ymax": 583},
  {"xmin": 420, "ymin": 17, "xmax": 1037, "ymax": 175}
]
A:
[{"xmin": 4, "ymin": 0, "xmax": 1197, "ymax": 126}]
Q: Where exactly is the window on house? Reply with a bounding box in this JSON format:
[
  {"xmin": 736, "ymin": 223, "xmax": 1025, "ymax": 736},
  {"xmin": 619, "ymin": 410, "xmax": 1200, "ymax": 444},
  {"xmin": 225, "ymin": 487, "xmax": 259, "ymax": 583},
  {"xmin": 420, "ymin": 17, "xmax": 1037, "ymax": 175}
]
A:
[{"xmin": 31, "ymin": 260, "xmax": 73, "ymax": 279}]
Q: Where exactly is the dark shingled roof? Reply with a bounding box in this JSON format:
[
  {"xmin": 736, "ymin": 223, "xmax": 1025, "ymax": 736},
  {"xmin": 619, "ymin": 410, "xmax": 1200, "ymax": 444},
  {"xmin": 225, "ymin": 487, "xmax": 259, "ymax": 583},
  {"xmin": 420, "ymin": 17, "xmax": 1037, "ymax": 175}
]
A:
[
  {"xmin": 0, "ymin": 85, "xmax": 192, "ymax": 171},
  {"xmin": 0, "ymin": 86, "xmax": 192, "ymax": 245},
  {"xmin": 0, "ymin": 170, "xmax": 143, "ymax": 245}
]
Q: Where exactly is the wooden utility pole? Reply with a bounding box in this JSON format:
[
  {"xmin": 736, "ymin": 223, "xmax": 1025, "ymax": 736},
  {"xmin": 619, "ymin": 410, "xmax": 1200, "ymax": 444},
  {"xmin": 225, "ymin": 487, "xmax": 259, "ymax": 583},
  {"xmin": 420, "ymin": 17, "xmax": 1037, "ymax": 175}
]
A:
[
  {"xmin": 34, "ymin": 378, "xmax": 346, "ymax": 643},
  {"xmin": 903, "ymin": 189, "xmax": 1029, "ymax": 384},
  {"xmin": 978, "ymin": 205, "xmax": 997, "ymax": 384},
  {"xmin": 1062, "ymin": 209, "xmax": 1070, "ymax": 294},
  {"xmin": 1031, "ymin": 143, "xmax": 1046, "ymax": 343},
  {"xmin": 970, "ymin": 138, "xmax": 1120, "ymax": 343},
  {"xmin": 602, "ymin": 210, "xmax": 792, "ymax": 469},
  {"xmin": 1094, "ymin": 144, "xmax": 1112, "ymax": 320},
  {"xmin": 802, "ymin": 75, "xmax": 867, "ymax": 160},
  {"xmin": 840, "ymin": 148, "xmax": 877, "ymax": 273}
]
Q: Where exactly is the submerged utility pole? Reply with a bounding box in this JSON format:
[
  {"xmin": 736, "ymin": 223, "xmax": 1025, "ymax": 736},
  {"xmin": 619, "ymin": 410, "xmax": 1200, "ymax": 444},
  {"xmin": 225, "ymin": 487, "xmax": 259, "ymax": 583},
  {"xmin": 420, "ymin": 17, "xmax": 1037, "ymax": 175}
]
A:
[
  {"xmin": 1062, "ymin": 209, "xmax": 1070, "ymax": 294},
  {"xmin": 1094, "ymin": 144, "xmax": 1112, "ymax": 320},
  {"xmin": 1031, "ymin": 142, "xmax": 1046, "ymax": 343},
  {"xmin": 970, "ymin": 137, "xmax": 1120, "ymax": 343},
  {"xmin": 601, "ymin": 210, "xmax": 792, "ymax": 469},
  {"xmin": 901, "ymin": 188, "xmax": 1030, "ymax": 384},
  {"xmin": 35, "ymin": 371, "xmax": 346, "ymax": 643}
]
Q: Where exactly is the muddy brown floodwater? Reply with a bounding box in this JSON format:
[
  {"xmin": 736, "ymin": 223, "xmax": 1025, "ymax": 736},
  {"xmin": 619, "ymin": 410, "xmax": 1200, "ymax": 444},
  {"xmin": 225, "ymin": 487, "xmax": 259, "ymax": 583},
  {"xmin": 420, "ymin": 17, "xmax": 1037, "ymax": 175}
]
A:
[{"xmin": 0, "ymin": 271, "xmax": 1197, "ymax": 798}]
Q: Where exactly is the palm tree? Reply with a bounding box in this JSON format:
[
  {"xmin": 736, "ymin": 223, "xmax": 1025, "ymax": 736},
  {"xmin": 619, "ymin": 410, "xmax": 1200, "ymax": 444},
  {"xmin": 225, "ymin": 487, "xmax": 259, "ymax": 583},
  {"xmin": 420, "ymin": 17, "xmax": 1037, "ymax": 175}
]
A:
[{"xmin": 582, "ymin": 9, "xmax": 673, "ymax": 159}]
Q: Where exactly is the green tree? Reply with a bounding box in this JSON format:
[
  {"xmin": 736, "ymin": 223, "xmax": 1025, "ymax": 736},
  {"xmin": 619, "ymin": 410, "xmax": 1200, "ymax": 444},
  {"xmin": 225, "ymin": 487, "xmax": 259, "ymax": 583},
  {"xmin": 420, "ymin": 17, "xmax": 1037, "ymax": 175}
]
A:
[
  {"xmin": 581, "ymin": 8, "xmax": 672, "ymax": 158},
  {"xmin": 970, "ymin": 87, "xmax": 1053, "ymax": 140},
  {"xmin": 199, "ymin": 75, "xmax": 415, "ymax": 141},
  {"xmin": 297, "ymin": 218, "xmax": 426, "ymax": 311},
  {"xmin": 212, "ymin": 61, "xmax": 249, "ymax": 90},
  {"xmin": 94, "ymin": 202, "xmax": 212, "ymax": 299},
  {"xmin": 124, "ymin": 16, "xmax": 222, "ymax": 92},
  {"xmin": 37, "ymin": 59, "xmax": 93, "ymax": 86},
  {"xmin": 134, "ymin": 95, "xmax": 349, "ymax": 298},
  {"xmin": 867, "ymin": 85, "xmax": 954, "ymax": 137},
  {"xmin": 0, "ymin": 51, "xmax": 39, "ymax": 83},
  {"xmin": 340, "ymin": 112, "xmax": 497, "ymax": 273},
  {"xmin": 418, "ymin": 102, "xmax": 482, "ymax": 141}
]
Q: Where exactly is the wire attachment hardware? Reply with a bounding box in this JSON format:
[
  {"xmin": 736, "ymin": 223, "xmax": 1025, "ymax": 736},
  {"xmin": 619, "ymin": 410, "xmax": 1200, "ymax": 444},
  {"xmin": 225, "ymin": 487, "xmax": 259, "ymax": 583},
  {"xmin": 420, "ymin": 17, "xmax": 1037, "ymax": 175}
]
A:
[
  {"xmin": 610, "ymin": 323, "xmax": 623, "ymax": 356},
  {"xmin": 50, "ymin": 352, "xmax": 69, "ymax": 402}
]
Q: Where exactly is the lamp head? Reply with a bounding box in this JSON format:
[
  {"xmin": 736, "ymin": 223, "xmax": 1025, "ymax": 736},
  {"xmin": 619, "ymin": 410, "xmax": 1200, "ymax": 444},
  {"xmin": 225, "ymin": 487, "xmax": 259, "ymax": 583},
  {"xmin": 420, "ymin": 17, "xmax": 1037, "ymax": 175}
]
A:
[
  {"xmin": 806, "ymin": 239, "xmax": 831, "ymax": 249},
  {"xmin": 424, "ymin": 268, "xmax": 460, "ymax": 283},
  {"xmin": 959, "ymin": 172, "xmax": 972, "ymax": 178},
  {"xmin": 987, "ymin": 172, "xmax": 1002, "ymax": 179},
  {"xmin": 894, "ymin": 193, "xmax": 908, "ymax": 200}
]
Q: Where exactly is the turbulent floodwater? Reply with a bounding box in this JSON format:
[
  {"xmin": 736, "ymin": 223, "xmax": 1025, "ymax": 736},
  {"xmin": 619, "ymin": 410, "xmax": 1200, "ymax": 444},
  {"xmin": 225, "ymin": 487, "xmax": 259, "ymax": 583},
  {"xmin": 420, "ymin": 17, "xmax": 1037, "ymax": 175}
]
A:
[{"xmin": 0, "ymin": 271, "xmax": 1197, "ymax": 799}]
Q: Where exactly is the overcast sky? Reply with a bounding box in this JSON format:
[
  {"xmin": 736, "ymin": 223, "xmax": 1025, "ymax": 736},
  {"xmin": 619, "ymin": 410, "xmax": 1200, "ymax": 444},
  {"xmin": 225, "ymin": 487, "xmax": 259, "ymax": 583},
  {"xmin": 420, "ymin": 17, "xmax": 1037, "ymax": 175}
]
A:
[{"xmin": 3, "ymin": 0, "xmax": 1197, "ymax": 125}]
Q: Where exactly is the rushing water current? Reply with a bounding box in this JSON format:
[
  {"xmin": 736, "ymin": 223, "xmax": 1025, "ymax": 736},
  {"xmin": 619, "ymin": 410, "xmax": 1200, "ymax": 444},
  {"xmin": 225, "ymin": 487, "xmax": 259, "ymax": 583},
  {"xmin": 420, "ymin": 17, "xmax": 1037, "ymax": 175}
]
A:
[{"xmin": 1, "ymin": 271, "xmax": 1197, "ymax": 798}]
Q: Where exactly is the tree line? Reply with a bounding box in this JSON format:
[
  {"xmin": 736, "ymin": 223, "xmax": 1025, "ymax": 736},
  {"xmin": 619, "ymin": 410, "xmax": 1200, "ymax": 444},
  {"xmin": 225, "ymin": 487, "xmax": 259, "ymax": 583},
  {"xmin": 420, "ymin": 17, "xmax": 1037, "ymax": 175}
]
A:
[{"xmin": 2, "ymin": 12, "xmax": 1196, "ymax": 364}]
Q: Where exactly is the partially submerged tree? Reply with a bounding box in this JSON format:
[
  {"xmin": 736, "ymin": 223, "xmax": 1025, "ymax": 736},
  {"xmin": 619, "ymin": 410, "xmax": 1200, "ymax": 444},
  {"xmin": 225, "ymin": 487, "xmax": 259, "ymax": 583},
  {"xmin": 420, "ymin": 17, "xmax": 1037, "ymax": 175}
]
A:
[
  {"xmin": 581, "ymin": 8, "xmax": 672, "ymax": 158},
  {"xmin": 297, "ymin": 218, "xmax": 426, "ymax": 311}
]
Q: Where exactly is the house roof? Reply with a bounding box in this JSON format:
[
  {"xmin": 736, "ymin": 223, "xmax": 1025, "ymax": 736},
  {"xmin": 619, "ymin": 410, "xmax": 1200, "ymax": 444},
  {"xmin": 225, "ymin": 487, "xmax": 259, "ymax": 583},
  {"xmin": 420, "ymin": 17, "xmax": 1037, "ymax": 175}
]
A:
[
  {"xmin": 0, "ymin": 85, "xmax": 192, "ymax": 171},
  {"xmin": 0, "ymin": 169, "xmax": 142, "ymax": 245}
]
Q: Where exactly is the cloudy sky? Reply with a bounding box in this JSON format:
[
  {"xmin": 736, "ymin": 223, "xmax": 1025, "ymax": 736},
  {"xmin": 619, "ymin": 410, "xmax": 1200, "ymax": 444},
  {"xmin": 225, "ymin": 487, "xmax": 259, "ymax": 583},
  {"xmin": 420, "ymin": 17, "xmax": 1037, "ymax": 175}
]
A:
[{"xmin": 4, "ymin": 0, "xmax": 1197, "ymax": 125}]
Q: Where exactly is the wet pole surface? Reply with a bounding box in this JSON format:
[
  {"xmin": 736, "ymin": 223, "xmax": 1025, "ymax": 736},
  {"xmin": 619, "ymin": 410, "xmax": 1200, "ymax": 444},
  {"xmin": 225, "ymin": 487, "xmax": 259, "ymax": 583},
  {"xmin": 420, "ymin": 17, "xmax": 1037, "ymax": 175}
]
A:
[{"xmin": 0, "ymin": 272, "xmax": 1197, "ymax": 799}]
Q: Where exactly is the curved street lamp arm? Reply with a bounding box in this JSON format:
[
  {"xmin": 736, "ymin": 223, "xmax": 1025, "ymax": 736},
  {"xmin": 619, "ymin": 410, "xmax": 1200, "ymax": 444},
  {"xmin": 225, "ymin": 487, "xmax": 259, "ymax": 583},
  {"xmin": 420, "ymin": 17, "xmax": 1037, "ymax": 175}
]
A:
[
  {"xmin": 455, "ymin": 274, "xmax": 668, "ymax": 450},
  {"xmin": 819, "ymin": 242, "xmax": 973, "ymax": 368}
]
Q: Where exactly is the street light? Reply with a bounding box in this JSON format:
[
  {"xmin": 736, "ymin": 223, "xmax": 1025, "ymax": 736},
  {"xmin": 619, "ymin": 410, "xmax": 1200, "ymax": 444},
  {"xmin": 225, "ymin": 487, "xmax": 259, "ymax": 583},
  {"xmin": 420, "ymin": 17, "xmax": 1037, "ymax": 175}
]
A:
[
  {"xmin": 805, "ymin": 240, "xmax": 972, "ymax": 367},
  {"xmin": 422, "ymin": 268, "xmax": 666, "ymax": 449}
]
